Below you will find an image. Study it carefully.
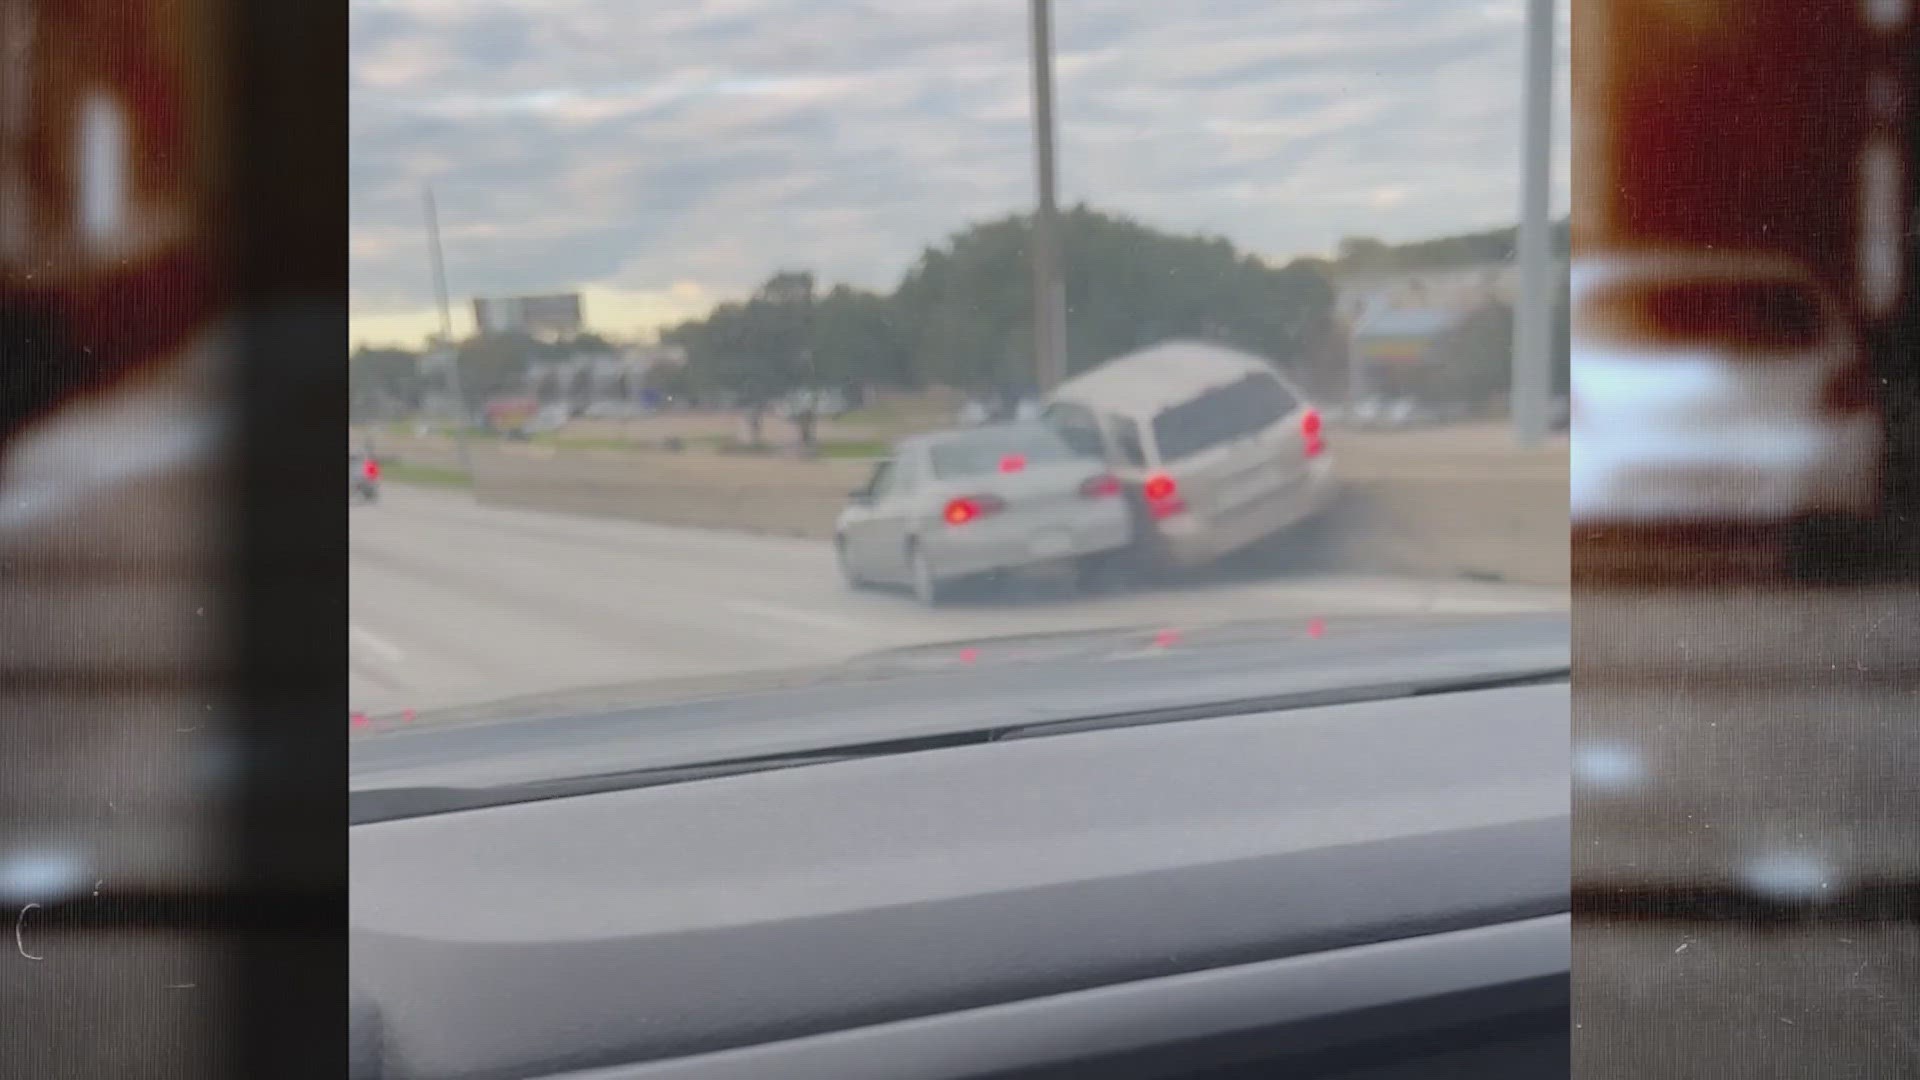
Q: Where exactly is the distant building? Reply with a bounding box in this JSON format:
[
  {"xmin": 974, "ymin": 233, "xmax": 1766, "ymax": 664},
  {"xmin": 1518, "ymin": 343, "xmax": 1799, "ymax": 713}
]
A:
[
  {"xmin": 472, "ymin": 293, "xmax": 584, "ymax": 339},
  {"xmin": 1347, "ymin": 307, "xmax": 1463, "ymax": 401},
  {"xmin": 1332, "ymin": 259, "xmax": 1566, "ymax": 406},
  {"xmin": 524, "ymin": 344, "xmax": 686, "ymax": 412},
  {"xmin": 416, "ymin": 344, "xmax": 465, "ymax": 419}
]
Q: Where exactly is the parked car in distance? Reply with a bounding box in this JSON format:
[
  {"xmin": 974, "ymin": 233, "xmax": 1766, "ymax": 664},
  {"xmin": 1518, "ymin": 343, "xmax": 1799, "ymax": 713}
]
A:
[
  {"xmin": 1044, "ymin": 340, "xmax": 1337, "ymax": 571},
  {"xmin": 835, "ymin": 422, "xmax": 1132, "ymax": 605},
  {"xmin": 350, "ymin": 450, "xmax": 380, "ymax": 504},
  {"xmin": 776, "ymin": 388, "xmax": 851, "ymax": 420},
  {"xmin": 1570, "ymin": 249, "xmax": 1882, "ymax": 527}
]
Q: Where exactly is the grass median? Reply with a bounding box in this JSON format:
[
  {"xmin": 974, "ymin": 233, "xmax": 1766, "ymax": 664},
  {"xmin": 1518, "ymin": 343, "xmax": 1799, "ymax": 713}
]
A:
[{"xmin": 381, "ymin": 461, "xmax": 472, "ymax": 489}]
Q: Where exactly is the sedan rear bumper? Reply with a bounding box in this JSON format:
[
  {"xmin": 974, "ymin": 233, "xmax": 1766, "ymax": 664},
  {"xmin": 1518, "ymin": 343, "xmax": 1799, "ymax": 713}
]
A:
[
  {"xmin": 1572, "ymin": 414, "xmax": 1880, "ymax": 525},
  {"xmin": 924, "ymin": 503, "xmax": 1133, "ymax": 579}
]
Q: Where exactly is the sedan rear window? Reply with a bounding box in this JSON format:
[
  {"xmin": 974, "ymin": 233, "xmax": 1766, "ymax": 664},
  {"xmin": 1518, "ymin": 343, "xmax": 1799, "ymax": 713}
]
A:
[
  {"xmin": 1151, "ymin": 372, "xmax": 1298, "ymax": 463},
  {"xmin": 929, "ymin": 426, "xmax": 1089, "ymax": 479},
  {"xmin": 1592, "ymin": 280, "xmax": 1826, "ymax": 353}
]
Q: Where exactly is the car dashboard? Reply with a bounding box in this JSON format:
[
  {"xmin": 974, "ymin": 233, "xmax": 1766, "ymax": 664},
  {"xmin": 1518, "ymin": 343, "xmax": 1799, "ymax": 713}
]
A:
[{"xmin": 350, "ymin": 671, "xmax": 1569, "ymax": 1080}]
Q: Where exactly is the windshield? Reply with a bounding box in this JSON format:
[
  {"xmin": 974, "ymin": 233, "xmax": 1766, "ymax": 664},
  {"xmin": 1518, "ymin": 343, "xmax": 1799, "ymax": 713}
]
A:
[
  {"xmin": 929, "ymin": 425, "xmax": 1088, "ymax": 479},
  {"xmin": 347, "ymin": 1, "xmax": 1571, "ymax": 749}
]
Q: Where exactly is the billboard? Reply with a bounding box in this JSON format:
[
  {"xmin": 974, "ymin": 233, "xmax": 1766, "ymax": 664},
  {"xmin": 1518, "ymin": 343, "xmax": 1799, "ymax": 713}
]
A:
[{"xmin": 472, "ymin": 292, "xmax": 583, "ymax": 337}]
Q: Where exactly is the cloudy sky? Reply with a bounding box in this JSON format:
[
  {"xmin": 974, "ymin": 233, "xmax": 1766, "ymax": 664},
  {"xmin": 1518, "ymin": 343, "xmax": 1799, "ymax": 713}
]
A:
[{"xmin": 350, "ymin": 0, "xmax": 1571, "ymax": 348}]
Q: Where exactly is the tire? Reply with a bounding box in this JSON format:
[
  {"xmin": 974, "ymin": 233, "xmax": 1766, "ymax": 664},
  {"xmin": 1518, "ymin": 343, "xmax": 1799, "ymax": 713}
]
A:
[
  {"xmin": 1122, "ymin": 529, "xmax": 1175, "ymax": 587},
  {"xmin": 908, "ymin": 541, "xmax": 948, "ymax": 607},
  {"xmin": 835, "ymin": 535, "xmax": 865, "ymax": 589},
  {"xmin": 1073, "ymin": 551, "xmax": 1120, "ymax": 595}
]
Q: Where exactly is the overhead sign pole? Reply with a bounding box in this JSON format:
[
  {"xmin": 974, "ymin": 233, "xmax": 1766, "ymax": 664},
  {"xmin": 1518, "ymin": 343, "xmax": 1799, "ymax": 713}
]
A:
[
  {"xmin": 424, "ymin": 185, "xmax": 473, "ymax": 472},
  {"xmin": 1512, "ymin": 0, "xmax": 1556, "ymax": 446},
  {"xmin": 1028, "ymin": 0, "xmax": 1068, "ymax": 392}
]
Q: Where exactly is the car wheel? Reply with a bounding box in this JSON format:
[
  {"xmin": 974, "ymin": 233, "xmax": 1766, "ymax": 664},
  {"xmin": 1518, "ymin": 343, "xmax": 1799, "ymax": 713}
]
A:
[
  {"xmin": 835, "ymin": 535, "xmax": 865, "ymax": 588},
  {"xmin": 1072, "ymin": 552, "xmax": 1117, "ymax": 595},
  {"xmin": 908, "ymin": 542, "xmax": 947, "ymax": 607}
]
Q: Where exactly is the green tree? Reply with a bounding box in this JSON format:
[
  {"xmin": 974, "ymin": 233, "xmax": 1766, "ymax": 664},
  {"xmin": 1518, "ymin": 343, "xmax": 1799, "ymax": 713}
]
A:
[
  {"xmin": 809, "ymin": 284, "xmax": 912, "ymax": 394},
  {"xmin": 454, "ymin": 331, "xmax": 538, "ymax": 410},
  {"xmin": 666, "ymin": 271, "xmax": 817, "ymax": 445},
  {"xmin": 640, "ymin": 359, "xmax": 693, "ymax": 403},
  {"xmin": 1424, "ymin": 273, "xmax": 1570, "ymax": 410},
  {"xmin": 1335, "ymin": 237, "xmax": 1395, "ymax": 268},
  {"xmin": 1334, "ymin": 219, "xmax": 1571, "ymax": 271},
  {"xmin": 349, "ymin": 346, "xmax": 422, "ymax": 418},
  {"xmin": 1429, "ymin": 302, "xmax": 1516, "ymax": 406},
  {"xmin": 893, "ymin": 206, "xmax": 1336, "ymax": 391}
]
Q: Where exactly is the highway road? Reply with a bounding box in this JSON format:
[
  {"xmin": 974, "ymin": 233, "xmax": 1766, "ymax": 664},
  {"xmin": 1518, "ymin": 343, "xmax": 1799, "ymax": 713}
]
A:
[
  {"xmin": 1574, "ymin": 586, "xmax": 1920, "ymax": 1078},
  {"xmin": 350, "ymin": 484, "xmax": 1567, "ymax": 719}
]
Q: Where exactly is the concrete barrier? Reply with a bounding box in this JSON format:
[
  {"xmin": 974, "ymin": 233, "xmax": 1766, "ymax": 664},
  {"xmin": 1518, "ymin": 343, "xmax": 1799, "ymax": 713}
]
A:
[
  {"xmin": 425, "ymin": 424, "xmax": 1569, "ymax": 588},
  {"xmin": 470, "ymin": 445, "xmax": 869, "ymax": 538},
  {"xmin": 1326, "ymin": 427, "xmax": 1568, "ymax": 587}
]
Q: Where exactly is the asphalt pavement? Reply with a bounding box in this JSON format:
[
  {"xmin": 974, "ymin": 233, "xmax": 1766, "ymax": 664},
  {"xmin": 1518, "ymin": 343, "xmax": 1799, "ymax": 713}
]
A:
[
  {"xmin": 1575, "ymin": 587, "xmax": 1920, "ymax": 892},
  {"xmin": 1574, "ymin": 585, "xmax": 1920, "ymax": 1078},
  {"xmin": 349, "ymin": 484, "xmax": 1566, "ymax": 719}
]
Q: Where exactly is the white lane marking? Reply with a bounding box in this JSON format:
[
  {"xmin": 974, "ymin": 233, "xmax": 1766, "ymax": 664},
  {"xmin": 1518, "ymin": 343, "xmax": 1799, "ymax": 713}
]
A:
[
  {"xmin": 724, "ymin": 599, "xmax": 873, "ymax": 636},
  {"xmin": 349, "ymin": 625, "xmax": 405, "ymax": 664}
]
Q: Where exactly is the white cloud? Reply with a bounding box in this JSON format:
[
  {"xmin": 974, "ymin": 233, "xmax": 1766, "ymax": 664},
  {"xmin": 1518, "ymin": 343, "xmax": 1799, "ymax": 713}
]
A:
[{"xmin": 351, "ymin": 0, "xmax": 1572, "ymax": 345}]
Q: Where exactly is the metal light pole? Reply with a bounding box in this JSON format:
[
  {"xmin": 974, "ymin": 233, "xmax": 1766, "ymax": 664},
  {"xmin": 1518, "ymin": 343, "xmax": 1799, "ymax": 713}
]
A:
[
  {"xmin": 1028, "ymin": 0, "xmax": 1068, "ymax": 392},
  {"xmin": 424, "ymin": 185, "xmax": 473, "ymax": 471},
  {"xmin": 1512, "ymin": 0, "xmax": 1556, "ymax": 446},
  {"xmin": 424, "ymin": 185, "xmax": 455, "ymax": 345}
]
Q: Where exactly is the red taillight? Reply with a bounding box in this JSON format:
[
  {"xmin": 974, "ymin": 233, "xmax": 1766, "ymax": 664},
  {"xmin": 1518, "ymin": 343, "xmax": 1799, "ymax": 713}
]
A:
[
  {"xmin": 1300, "ymin": 408, "xmax": 1325, "ymax": 458},
  {"xmin": 943, "ymin": 495, "xmax": 1004, "ymax": 526},
  {"xmin": 364, "ymin": 458, "xmax": 380, "ymax": 480},
  {"xmin": 1079, "ymin": 474, "xmax": 1121, "ymax": 499},
  {"xmin": 999, "ymin": 454, "xmax": 1026, "ymax": 474},
  {"xmin": 1142, "ymin": 473, "xmax": 1186, "ymax": 519}
]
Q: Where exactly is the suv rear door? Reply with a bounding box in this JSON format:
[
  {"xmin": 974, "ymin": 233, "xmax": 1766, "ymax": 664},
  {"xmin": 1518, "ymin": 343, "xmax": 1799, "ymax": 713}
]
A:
[{"xmin": 1149, "ymin": 370, "xmax": 1308, "ymax": 520}]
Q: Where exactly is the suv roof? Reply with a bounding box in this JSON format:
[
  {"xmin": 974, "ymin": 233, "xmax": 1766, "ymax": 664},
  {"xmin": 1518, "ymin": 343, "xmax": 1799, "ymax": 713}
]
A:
[{"xmin": 1051, "ymin": 339, "xmax": 1292, "ymax": 416}]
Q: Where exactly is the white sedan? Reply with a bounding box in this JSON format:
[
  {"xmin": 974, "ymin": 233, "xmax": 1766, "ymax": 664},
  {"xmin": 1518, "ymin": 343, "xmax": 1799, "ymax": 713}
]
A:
[
  {"xmin": 835, "ymin": 422, "xmax": 1133, "ymax": 606},
  {"xmin": 1570, "ymin": 249, "xmax": 1883, "ymax": 526}
]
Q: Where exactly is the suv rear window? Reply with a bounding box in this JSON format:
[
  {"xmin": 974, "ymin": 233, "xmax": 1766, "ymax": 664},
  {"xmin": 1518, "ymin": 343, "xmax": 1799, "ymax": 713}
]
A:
[
  {"xmin": 929, "ymin": 425, "xmax": 1089, "ymax": 479},
  {"xmin": 1592, "ymin": 280, "xmax": 1825, "ymax": 353},
  {"xmin": 1151, "ymin": 372, "xmax": 1299, "ymax": 462}
]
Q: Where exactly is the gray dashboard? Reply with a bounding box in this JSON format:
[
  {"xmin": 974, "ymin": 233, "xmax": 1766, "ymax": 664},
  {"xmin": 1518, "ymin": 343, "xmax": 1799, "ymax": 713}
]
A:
[{"xmin": 351, "ymin": 681, "xmax": 1569, "ymax": 1079}]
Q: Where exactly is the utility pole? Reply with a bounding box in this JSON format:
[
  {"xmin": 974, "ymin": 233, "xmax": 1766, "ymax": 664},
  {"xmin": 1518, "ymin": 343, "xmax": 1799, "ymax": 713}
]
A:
[
  {"xmin": 424, "ymin": 185, "xmax": 473, "ymax": 472},
  {"xmin": 1027, "ymin": 0, "xmax": 1068, "ymax": 393},
  {"xmin": 424, "ymin": 185, "xmax": 456, "ymax": 343},
  {"xmin": 423, "ymin": 184, "xmax": 464, "ymax": 409},
  {"xmin": 1511, "ymin": 0, "xmax": 1556, "ymax": 446}
]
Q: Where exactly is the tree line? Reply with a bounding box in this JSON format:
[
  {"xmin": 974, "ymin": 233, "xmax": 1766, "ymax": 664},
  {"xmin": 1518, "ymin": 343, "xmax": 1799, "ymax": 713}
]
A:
[{"xmin": 351, "ymin": 207, "xmax": 1572, "ymax": 423}]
